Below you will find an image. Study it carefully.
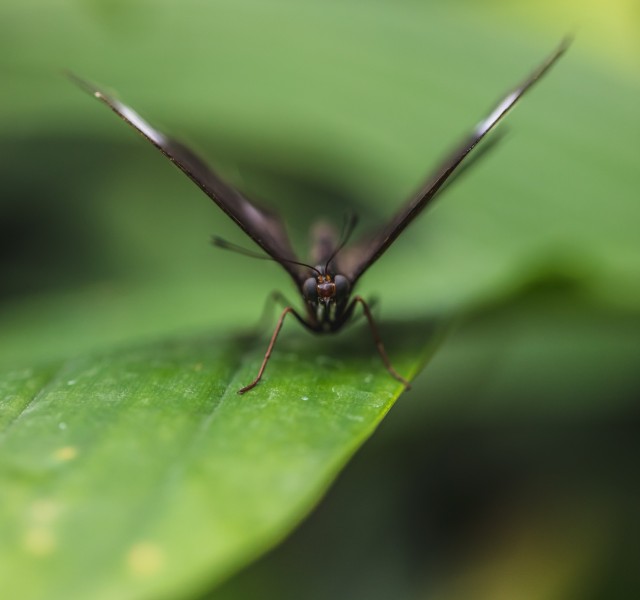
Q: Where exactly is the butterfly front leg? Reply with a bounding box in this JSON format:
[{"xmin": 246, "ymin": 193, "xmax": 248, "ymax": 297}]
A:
[
  {"xmin": 250, "ymin": 290, "xmax": 299, "ymax": 337},
  {"xmin": 238, "ymin": 305, "xmax": 318, "ymax": 395},
  {"xmin": 342, "ymin": 296, "xmax": 411, "ymax": 391}
]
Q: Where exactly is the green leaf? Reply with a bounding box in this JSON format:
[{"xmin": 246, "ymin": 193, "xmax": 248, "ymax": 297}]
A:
[
  {"xmin": 0, "ymin": 321, "xmax": 440, "ymax": 600},
  {"xmin": 2, "ymin": 0, "xmax": 639, "ymax": 598}
]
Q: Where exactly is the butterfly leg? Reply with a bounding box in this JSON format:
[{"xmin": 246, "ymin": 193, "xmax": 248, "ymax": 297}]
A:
[
  {"xmin": 355, "ymin": 295, "xmax": 379, "ymax": 321},
  {"xmin": 352, "ymin": 296, "xmax": 411, "ymax": 390},
  {"xmin": 238, "ymin": 306, "xmax": 308, "ymax": 395},
  {"xmin": 251, "ymin": 291, "xmax": 295, "ymax": 336}
]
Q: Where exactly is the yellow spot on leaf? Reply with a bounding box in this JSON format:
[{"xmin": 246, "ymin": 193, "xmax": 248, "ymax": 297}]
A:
[
  {"xmin": 53, "ymin": 446, "xmax": 78, "ymax": 461},
  {"xmin": 23, "ymin": 527, "xmax": 56, "ymax": 556},
  {"xmin": 30, "ymin": 499, "xmax": 60, "ymax": 523},
  {"xmin": 127, "ymin": 542, "xmax": 164, "ymax": 577}
]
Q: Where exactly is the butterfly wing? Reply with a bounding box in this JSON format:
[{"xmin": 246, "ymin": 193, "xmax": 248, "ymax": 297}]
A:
[
  {"xmin": 339, "ymin": 38, "xmax": 571, "ymax": 285},
  {"xmin": 70, "ymin": 74, "xmax": 305, "ymax": 285}
]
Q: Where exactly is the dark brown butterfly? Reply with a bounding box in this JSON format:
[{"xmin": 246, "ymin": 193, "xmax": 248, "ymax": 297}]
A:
[{"xmin": 71, "ymin": 39, "xmax": 569, "ymax": 394}]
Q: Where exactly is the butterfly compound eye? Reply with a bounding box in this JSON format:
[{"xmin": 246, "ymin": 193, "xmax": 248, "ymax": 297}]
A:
[
  {"xmin": 303, "ymin": 277, "xmax": 318, "ymax": 302},
  {"xmin": 334, "ymin": 274, "xmax": 349, "ymax": 299}
]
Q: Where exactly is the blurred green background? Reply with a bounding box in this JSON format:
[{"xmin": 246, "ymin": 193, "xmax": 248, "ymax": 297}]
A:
[{"xmin": 1, "ymin": 0, "xmax": 639, "ymax": 598}]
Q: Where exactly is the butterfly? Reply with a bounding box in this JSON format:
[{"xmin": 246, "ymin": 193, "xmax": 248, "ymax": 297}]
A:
[{"xmin": 70, "ymin": 38, "xmax": 569, "ymax": 394}]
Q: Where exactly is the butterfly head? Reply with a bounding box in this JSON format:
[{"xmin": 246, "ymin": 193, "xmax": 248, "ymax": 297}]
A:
[{"xmin": 303, "ymin": 267, "xmax": 350, "ymax": 306}]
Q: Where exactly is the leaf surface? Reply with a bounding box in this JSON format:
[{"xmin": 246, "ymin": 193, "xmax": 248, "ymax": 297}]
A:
[{"xmin": 0, "ymin": 322, "xmax": 439, "ymax": 600}]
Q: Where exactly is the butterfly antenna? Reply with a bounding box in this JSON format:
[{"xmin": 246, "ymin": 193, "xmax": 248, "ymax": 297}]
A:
[
  {"xmin": 212, "ymin": 236, "xmax": 321, "ymax": 275},
  {"xmin": 324, "ymin": 213, "xmax": 358, "ymax": 273}
]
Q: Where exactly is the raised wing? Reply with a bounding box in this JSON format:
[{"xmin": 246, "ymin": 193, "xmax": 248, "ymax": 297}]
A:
[
  {"xmin": 340, "ymin": 38, "xmax": 571, "ymax": 284},
  {"xmin": 70, "ymin": 73, "xmax": 305, "ymax": 285}
]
